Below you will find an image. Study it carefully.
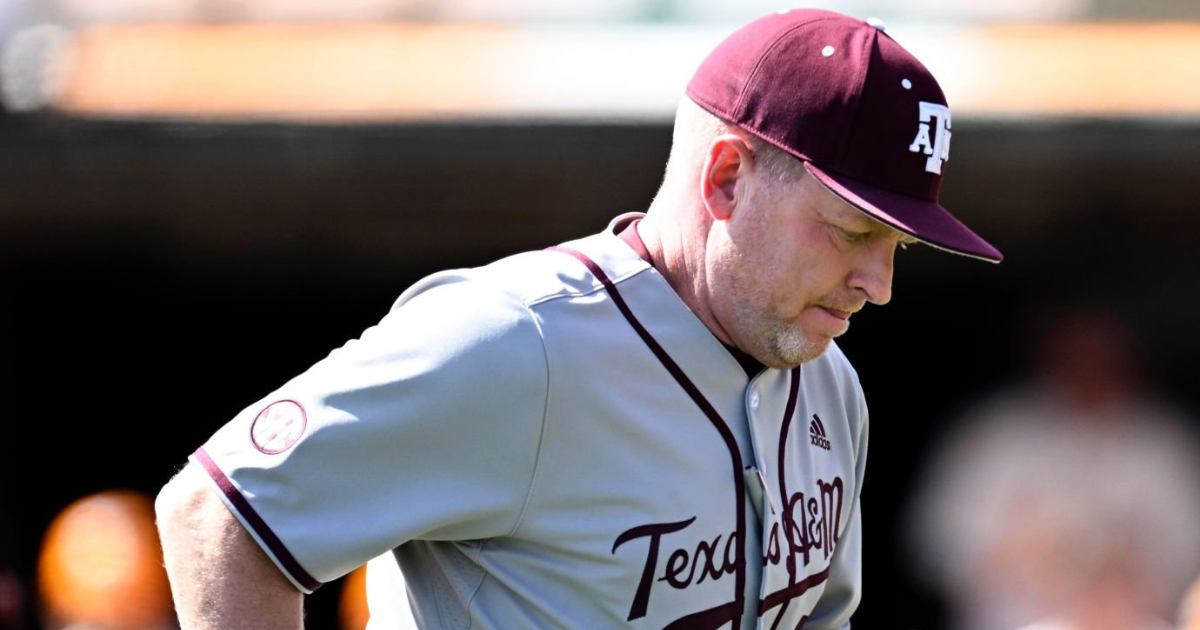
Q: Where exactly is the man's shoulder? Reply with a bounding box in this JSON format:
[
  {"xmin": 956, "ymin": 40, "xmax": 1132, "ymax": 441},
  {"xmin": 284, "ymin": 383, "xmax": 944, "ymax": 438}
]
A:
[{"xmin": 396, "ymin": 226, "xmax": 650, "ymax": 311}]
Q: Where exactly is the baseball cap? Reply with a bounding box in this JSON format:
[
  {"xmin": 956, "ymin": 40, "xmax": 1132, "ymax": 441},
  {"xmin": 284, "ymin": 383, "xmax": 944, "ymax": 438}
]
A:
[{"xmin": 686, "ymin": 9, "xmax": 1003, "ymax": 263}]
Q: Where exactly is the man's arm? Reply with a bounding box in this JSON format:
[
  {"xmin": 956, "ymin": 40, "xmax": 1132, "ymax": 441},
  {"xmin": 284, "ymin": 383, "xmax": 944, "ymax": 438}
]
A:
[{"xmin": 155, "ymin": 463, "xmax": 304, "ymax": 630}]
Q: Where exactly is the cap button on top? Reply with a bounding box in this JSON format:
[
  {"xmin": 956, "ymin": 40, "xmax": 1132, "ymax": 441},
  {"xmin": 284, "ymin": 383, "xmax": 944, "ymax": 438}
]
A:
[{"xmin": 866, "ymin": 16, "xmax": 886, "ymax": 31}]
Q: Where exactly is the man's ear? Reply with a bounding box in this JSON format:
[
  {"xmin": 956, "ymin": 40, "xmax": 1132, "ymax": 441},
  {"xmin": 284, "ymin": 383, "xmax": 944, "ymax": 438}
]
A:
[{"xmin": 700, "ymin": 134, "xmax": 754, "ymax": 222}]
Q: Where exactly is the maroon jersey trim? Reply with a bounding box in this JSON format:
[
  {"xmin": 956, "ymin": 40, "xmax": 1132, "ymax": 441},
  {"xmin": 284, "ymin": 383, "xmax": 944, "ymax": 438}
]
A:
[
  {"xmin": 762, "ymin": 367, "xmax": 828, "ymax": 624},
  {"xmin": 193, "ymin": 446, "xmax": 323, "ymax": 592},
  {"xmin": 548, "ymin": 245, "xmax": 748, "ymax": 628}
]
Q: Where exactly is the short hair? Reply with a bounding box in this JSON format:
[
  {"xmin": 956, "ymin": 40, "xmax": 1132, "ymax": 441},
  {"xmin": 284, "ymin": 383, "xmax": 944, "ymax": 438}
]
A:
[{"xmin": 662, "ymin": 97, "xmax": 804, "ymax": 190}]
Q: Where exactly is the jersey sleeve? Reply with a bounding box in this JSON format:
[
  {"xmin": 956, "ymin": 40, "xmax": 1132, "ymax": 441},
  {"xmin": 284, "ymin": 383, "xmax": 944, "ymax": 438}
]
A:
[{"xmin": 192, "ymin": 272, "xmax": 550, "ymax": 592}]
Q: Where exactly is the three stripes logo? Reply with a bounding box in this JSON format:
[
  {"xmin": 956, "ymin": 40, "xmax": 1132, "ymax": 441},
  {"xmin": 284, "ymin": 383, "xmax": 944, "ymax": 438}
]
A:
[{"xmin": 809, "ymin": 414, "xmax": 831, "ymax": 451}]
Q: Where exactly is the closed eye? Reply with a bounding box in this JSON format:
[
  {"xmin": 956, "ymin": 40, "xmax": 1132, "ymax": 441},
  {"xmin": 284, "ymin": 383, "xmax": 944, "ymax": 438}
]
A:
[{"xmin": 836, "ymin": 226, "xmax": 869, "ymax": 243}]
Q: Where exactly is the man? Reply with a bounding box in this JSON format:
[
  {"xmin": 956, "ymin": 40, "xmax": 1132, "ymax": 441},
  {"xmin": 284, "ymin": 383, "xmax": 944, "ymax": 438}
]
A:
[{"xmin": 156, "ymin": 8, "xmax": 1002, "ymax": 630}]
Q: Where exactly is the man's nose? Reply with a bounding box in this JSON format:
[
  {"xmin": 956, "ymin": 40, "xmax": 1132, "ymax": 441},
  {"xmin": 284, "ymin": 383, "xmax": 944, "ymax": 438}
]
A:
[{"xmin": 849, "ymin": 241, "xmax": 895, "ymax": 306}]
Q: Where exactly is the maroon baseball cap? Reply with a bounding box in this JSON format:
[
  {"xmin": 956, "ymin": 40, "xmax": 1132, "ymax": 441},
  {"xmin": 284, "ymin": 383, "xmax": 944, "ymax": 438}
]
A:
[{"xmin": 686, "ymin": 9, "xmax": 1002, "ymax": 262}]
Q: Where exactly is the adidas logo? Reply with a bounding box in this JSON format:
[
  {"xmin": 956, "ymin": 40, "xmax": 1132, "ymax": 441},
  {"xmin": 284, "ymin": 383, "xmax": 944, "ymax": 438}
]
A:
[{"xmin": 809, "ymin": 414, "xmax": 831, "ymax": 451}]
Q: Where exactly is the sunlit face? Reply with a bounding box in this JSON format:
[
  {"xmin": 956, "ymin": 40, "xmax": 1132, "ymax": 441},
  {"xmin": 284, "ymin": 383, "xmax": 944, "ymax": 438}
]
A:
[{"xmin": 707, "ymin": 166, "xmax": 916, "ymax": 368}]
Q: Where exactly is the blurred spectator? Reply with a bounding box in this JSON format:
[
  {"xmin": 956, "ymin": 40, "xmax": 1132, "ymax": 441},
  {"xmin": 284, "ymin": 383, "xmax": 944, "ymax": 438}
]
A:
[
  {"xmin": 37, "ymin": 489, "xmax": 176, "ymax": 630},
  {"xmin": 339, "ymin": 564, "xmax": 369, "ymax": 630},
  {"xmin": 903, "ymin": 303, "xmax": 1200, "ymax": 630}
]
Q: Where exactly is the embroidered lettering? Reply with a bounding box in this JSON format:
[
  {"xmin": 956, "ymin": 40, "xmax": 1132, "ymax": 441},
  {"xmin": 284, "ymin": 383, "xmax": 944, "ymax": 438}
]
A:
[
  {"xmin": 612, "ymin": 517, "xmax": 695, "ymax": 621},
  {"xmin": 612, "ymin": 476, "xmax": 846, "ymax": 624},
  {"xmin": 907, "ymin": 101, "xmax": 952, "ymax": 174}
]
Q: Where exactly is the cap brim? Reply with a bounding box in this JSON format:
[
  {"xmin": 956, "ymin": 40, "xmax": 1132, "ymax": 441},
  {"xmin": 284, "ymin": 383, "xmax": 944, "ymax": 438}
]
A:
[{"xmin": 803, "ymin": 162, "xmax": 1003, "ymax": 263}]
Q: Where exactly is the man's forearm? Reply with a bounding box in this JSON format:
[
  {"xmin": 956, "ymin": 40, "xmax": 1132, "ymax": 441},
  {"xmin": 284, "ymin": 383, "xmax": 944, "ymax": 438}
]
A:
[{"xmin": 156, "ymin": 464, "xmax": 305, "ymax": 630}]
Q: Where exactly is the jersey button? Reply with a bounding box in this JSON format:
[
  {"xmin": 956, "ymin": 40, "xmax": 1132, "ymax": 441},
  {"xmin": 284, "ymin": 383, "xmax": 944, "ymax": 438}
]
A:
[{"xmin": 749, "ymin": 392, "xmax": 760, "ymax": 409}]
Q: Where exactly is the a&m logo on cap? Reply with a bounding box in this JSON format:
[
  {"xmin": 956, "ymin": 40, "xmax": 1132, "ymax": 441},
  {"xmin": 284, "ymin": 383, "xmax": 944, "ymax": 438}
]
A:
[
  {"xmin": 908, "ymin": 101, "xmax": 951, "ymax": 174},
  {"xmin": 250, "ymin": 399, "xmax": 307, "ymax": 454}
]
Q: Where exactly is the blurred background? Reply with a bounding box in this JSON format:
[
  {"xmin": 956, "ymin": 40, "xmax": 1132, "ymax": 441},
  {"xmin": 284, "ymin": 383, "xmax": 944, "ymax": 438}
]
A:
[{"xmin": 3, "ymin": 0, "xmax": 1200, "ymax": 629}]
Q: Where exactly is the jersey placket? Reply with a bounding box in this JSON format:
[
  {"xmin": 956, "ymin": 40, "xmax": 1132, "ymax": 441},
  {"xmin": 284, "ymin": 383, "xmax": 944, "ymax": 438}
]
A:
[{"xmin": 746, "ymin": 367, "xmax": 837, "ymax": 630}]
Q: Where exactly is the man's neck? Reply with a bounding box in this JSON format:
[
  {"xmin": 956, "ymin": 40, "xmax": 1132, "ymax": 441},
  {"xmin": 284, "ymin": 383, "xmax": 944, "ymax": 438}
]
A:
[{"xmin": 630, "ymin": 213, "xmax": 765, "ymax": 378}]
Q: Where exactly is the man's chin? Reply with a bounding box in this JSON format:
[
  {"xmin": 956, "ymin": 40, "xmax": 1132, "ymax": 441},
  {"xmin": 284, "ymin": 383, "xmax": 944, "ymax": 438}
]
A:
[{"xmin": 766, "ymin": 335, "xmax": 830, "ymax": 369}]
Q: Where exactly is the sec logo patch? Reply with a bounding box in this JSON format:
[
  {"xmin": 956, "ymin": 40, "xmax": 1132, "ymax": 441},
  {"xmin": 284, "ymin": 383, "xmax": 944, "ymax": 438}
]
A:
[{"xmin": 250, "ymin": 400, "xmax": 307, "ymax": 454}]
